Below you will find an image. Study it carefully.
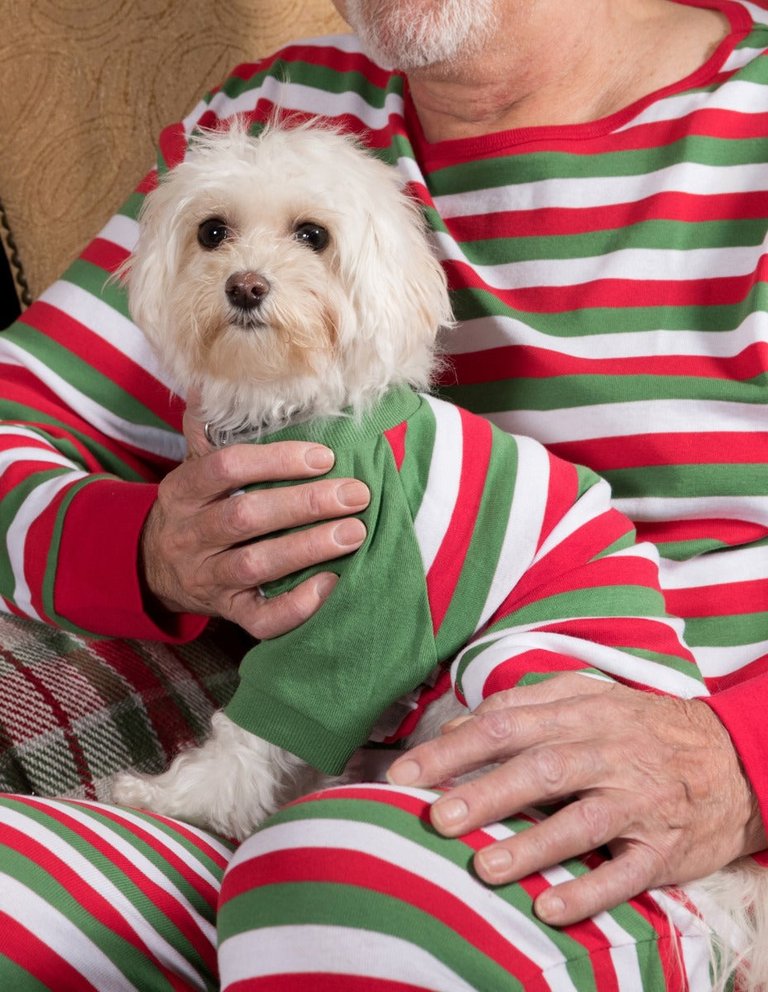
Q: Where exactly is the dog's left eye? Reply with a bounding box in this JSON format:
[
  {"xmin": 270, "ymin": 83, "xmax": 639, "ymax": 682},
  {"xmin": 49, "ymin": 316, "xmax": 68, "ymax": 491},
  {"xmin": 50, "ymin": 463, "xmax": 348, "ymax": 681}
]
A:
[
  {"xmin": 197, "ymin": 218, "xmax": 231, "ymax": 250},
  {"xmin": 293, "ymin": 222, "xmax": 329, "ymax": 252}
]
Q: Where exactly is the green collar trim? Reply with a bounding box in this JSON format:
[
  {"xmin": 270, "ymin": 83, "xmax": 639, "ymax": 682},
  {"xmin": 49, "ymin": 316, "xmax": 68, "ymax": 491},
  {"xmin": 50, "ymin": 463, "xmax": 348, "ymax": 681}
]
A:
[{"xmin": 257, "ymin": 387, "xmax": 423, "ymax": 449}]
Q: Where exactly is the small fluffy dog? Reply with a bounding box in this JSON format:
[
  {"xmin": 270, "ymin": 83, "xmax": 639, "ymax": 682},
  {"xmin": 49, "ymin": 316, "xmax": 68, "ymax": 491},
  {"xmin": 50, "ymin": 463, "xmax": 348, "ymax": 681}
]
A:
[
  {"xmin": 113, "ymin": 118, "xmax": 766, "ymax": 992},
  {"xmin": 113, "ymin": 118, "xmax": 455, "ymax": 836}
]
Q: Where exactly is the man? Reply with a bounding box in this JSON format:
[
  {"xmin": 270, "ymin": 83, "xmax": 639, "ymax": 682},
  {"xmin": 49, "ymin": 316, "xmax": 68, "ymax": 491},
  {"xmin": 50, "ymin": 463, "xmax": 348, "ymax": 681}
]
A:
[{"xmin": 0, "ymin": 0, "xmax": 766, "ymax": 988}]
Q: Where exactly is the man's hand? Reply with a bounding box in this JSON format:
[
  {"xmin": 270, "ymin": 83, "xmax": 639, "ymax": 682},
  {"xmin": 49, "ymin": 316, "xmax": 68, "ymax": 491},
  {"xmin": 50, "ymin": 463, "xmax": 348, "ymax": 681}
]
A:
[
  {"xmin": 141, "ymin": 397, "xmax": 370, "ymax": 639},
  {"xmin": 388, "ymin": 673, "xmax": 766, "ymax": 924}
]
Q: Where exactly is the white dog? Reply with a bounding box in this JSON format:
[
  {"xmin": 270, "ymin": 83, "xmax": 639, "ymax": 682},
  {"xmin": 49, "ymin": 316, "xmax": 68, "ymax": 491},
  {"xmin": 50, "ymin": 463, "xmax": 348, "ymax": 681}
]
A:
[
  {"xmin": 113, "ymin": 118, "xmax": 455, "ymax": 838},
  {"xmin": 113, "ymin": 119, "xmax": 767, "ymax": 991}
]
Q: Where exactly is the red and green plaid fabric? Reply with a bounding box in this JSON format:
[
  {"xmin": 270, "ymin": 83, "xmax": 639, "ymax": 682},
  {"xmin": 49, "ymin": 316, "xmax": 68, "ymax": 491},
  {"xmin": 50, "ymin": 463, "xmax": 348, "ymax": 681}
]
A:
[{"xmin": 0, "ymin": 614, "xmax": 241, "ymax": 798}]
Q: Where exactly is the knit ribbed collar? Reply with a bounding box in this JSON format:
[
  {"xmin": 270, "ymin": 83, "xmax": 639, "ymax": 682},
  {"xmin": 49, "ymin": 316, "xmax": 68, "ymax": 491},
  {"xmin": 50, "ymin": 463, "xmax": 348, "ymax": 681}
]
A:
[{"xmin": 255, "ymin": 387, "xmax": 422, "ymax": 449}]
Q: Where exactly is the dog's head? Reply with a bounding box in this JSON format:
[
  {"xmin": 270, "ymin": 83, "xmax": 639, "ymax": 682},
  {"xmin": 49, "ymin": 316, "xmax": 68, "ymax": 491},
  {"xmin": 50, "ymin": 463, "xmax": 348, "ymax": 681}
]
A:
[{"xmin": 123, "ymin": 118, "xmax": 452, "ymax": 432}]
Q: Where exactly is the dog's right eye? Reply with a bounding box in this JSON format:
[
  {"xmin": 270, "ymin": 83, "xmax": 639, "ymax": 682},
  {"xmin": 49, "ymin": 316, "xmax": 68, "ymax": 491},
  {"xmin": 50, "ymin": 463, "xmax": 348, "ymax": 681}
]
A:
[{"xmin": 197, "ymin": 218, "xmax": 230, "ymax": 250}]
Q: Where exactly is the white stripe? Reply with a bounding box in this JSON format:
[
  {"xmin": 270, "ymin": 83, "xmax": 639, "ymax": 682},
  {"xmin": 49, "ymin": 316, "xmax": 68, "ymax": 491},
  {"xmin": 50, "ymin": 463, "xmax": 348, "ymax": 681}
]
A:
[
  {"xmin": 7, "ymin": 474, "xmax": 85, "ymax": 620},
  {"xmin": 0, "ymin": 446, "xmax": 80, "ymax": 478},
  {"xmin": 0, "ymin": 872, "xmax": 146, "ymax": 991},
  {"xmin": 220, "ymin": 925, "xmax": 480, "ymax": 991},
  {"xmin": 230, "ymin": 810, "xmax": 578, "ymax": 973},
  {"xmin": 434, "ymin": 161, "xmax": 768, "ymax": 217},
  {"xmin": 532, "ymin": 476, "xmax": 614, "ymax": 563},
  {"xmin": 205, "ymin": 73, "xmax": 404, "ymax": 134},
  {"xmin": 617, "ymin": 71, "xmax": 768, "ymax": 131},
  {"xmin": 660, "ymin": 542, "xmax": 768, "ymax": 588},
  {"xmin": 455, "ymin": 631, "xmax": 704, "ymax": 709},
  {"xmin": 489, "ymin": 398, "xmax": 768, "ymax": 444},
  {"xmin": 615, "ymin": 493, "xmax": 768, "ymax": 526},
  {"xmin": 435, "ymin": 230, "xmax": 764, "ymax": 289},
  {"xmin": 738, "ymin": 2, "xmax": 768, "ymax": 27},
  {"xmin": 440, "ymin": 309, "xmax": 767, "ymax": 361},
  {"xmin": 96, "ymin": 213, "xmax": 140, "ymax": 252},
  {"xmin": 651, "ymin": 887, "xmax": 720, "ymax": 992},
  {"xmin": 413, "ymin": 395, "xmax": 463, "ymax": 573},
  {"xmin": 475, "ymin": 435, "xmax": 549, "ymax": 630},
  {"xmin": 3, "ymin": 454, "xmax": 79, "ymax": 620},
  {"xmin": 694, "ymin": 638, "xmax": 768, "ymax": 678}
]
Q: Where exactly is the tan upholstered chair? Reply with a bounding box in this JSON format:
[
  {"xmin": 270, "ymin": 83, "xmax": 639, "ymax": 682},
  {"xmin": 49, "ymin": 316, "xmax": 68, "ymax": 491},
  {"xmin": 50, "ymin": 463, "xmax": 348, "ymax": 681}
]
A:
[{"xmin": 0, "ymin": 0, "xmax": 347, "ymax": 315}]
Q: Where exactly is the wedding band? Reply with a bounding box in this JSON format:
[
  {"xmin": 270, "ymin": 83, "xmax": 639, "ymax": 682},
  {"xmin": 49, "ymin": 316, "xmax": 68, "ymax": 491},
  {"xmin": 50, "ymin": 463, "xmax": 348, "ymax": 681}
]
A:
[{"xmin": 203, "ymin": 421, "xmax": 219, "ymax": 447}]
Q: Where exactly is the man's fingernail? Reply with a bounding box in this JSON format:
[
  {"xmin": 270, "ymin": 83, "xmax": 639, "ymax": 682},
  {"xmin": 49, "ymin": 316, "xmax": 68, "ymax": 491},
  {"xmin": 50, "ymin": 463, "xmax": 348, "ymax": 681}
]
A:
[
  {"xmin": 305, "ymin": 446, "xmax": 334, "ymax": 470},
  {"xmin": 315, "ymin": 573, "xmax": 338, "ymax": 600},
  {"xmin": 477, "ymin": 847, "xmax": 513, "ymax": 878},
  {"xmin": 536, "ymin": 894, "xmax": 566, "ymax": 922},
  {"xmin": 337, "ymin": 482, "xmax": 369, "ymax": 507},
  {"xmin": 334, "ymin": 519, "xmax": 366, "ymax": 546},
  {"xmin": 441, "ymin": 715, "xmax": 471, "ymax": 734},
  {"xmin": 387, "ymin": 759, "xmax": 421, "ymax": 786},
  {"xmin": 432, "ymin": 798, "xmax": 469, "ymax": 830}
]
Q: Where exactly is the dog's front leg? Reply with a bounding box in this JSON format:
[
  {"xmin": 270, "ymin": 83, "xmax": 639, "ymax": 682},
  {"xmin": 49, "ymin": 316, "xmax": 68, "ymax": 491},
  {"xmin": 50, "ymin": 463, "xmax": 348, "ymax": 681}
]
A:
[{"xmin": 111, "ymin": 712, "xmax": 322, "ymax": 839}]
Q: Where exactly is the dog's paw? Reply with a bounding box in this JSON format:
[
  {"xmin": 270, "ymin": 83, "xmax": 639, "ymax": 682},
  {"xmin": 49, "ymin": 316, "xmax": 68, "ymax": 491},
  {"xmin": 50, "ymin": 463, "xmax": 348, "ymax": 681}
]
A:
[{"xmin": 110, "ymin": 770, "xmax": 171, "ymax": 814}]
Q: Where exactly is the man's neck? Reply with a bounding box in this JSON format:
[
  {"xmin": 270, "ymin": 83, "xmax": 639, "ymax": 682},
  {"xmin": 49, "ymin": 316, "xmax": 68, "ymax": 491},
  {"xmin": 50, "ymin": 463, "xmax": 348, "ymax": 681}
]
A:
[{"xmin": 407, "ymin": 0, "xmax": 729, "ymax": 142}]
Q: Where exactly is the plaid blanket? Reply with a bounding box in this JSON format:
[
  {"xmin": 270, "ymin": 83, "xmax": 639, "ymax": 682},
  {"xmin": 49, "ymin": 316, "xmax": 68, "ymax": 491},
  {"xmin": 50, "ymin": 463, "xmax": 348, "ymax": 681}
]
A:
[{"xmin": 0, "ymin": 614, "xmax": 243, "ymax": 799}]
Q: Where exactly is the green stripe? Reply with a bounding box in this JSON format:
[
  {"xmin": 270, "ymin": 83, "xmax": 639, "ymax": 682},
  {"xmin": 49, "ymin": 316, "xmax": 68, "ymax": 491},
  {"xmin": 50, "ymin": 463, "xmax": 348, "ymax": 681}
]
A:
[
  {"xmin": 655, "ymin": 536, "xmax": 731, "ymax": 560},
  {"xmin": 441, "ymin": 372, "xmax": 767, "ymax": 414},
  {"xmin": 684, "ymin": 610, "xmax": 768, "ymax": 648},
  {"xmin": 610, "ymin": 647, "xmax": 705, "ymax": 683},
  {"xmin": 592, "ymin": 531, "xmax": 637, "ymax": 560},
  {"xmin": 458, "ymin": 218, "xmax": 768, "ymax": 266},
  {"xmin": 117, "ymin": 192, "xmax": 144, "ymax": 222},
  {"xmin": 498, "ymin": 646, "xmax": 701, "ymax": 686},
  {"xmin": 497, "ymin": 584, "xmax": 668, "ymax": 629},
  {"xmin": 223, "ymin": 880, "xmax": 530, "ymax": 989},
  {"xmin": 220, "ymin": 57, "xmax": 397, "ymax": 108},
  {"xmin": 447, "ymin": 287, "xmax": 768, "ymax": 336},
  {"xmin": 427, "ymin": 133, "xmax": 768, "ymax": 194},
  {"xmin": 0, "ymin": 957, "xmax": 51, "ymax": 991},
  {"xmin": 660, "ymin": 532, "xmax": 768, "ymax": 562},
  {"xmin": 603, "ymin": 463, "xmax": 768, "ymax": 499},
  {"xmin": 62, "ymin": 259, "xmax": 131, "ymax": 318},
  {"xmin": 399, "ymin": 396, "xmax": 437, "ymax": 516}
]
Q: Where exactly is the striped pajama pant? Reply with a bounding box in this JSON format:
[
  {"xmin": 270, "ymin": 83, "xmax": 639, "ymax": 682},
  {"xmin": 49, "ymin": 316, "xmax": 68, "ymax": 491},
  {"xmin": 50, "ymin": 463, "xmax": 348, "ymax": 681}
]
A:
[{"xmin": 0, "ymin": 786, "xmax": 719, "ymax": 991}]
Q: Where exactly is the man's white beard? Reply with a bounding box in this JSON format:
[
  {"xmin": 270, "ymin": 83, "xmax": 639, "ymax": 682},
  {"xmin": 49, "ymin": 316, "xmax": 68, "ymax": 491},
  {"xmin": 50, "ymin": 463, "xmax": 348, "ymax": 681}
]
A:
[{"xmin": 343, "ymin": 0, "xmax": 498, "ymax": 70}]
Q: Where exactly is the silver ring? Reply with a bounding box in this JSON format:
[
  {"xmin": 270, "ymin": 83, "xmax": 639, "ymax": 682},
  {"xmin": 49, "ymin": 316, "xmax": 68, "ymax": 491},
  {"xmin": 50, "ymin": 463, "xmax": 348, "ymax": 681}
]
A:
[{"xmin": 203, "ymin": 421, "xmax": 219, "ymax": 447}]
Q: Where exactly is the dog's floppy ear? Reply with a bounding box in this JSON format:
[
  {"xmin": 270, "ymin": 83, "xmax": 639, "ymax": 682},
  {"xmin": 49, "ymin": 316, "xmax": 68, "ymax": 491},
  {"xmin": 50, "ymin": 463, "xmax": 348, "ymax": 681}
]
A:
[
  {"xmin": 336, "ymin": 159, "xmax": 453, "ymax": 392},
  {"xmin": 114, "ymin": 171, "xmax": 190, "ymax": 358}
]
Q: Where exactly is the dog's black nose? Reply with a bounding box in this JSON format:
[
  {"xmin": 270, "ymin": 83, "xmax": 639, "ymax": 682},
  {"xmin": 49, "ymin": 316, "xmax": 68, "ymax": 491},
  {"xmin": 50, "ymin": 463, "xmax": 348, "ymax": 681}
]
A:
[{"xmin": 225, "ymin": 271, "xmax": 271, "ymax": 311}]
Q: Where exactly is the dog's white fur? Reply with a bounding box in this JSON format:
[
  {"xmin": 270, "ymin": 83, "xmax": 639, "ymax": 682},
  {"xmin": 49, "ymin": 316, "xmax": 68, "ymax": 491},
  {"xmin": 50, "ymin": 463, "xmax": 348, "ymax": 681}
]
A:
[{"xmin": 112, "ymin": 119, "xmax": 767, "ymax": 991}]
